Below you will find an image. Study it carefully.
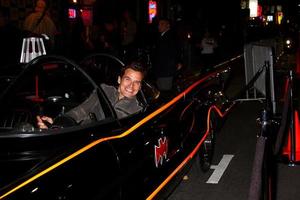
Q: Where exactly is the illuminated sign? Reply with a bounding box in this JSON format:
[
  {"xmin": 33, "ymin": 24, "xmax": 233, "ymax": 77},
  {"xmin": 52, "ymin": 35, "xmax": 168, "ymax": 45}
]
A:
[
  {"xmin": 257, "ymin": 4, "xmax": 262, "ymax": 16},
  {"xmin": 68, "ymin": 8, "xmax": 76, "ymax": 19},
  {"xmin": 249, "ymin": 0, "xmax": 258, "ymax": 17},
  {"xmin": 276, "ymin": 11, "xmax": 283, "ymax": 24},
  {"xmin": 267, "ymin": 15, "xmax": 273, "ymax": 22},
  {"xmin": 148, "ymin": 0, "xmax": 157, "ymax": 23}
]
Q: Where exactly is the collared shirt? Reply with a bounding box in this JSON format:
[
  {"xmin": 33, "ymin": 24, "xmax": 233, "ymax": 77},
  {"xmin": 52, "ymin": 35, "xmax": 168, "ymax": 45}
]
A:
[
  {"xmin": 100, "ymin": 84, "xmax": 143, "ymax": 118},
  {"xmin": 160, "ymin": 29, "xmax": 169, "ymax": 37}
]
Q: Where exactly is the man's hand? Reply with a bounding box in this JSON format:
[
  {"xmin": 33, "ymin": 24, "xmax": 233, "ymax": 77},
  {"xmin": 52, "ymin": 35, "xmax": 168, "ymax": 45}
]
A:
[{"xmin": 36, "ymin": 115, "xmax": 53, "ymax": 129}]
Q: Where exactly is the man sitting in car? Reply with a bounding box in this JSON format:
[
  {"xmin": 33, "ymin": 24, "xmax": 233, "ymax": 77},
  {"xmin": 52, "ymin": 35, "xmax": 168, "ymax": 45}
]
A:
[{"xmin": 37, "ymin": 61, "xmax": 146, "ymax": 129}]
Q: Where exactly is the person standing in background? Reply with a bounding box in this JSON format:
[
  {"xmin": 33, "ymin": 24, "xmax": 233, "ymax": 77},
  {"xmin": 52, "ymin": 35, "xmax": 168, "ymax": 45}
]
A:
[
  {"xmin": 120, "ymin": 10, "xmax": 137, "ymax": 61},
  {"xmin": 66, "ymin": 8, "xmax": 87, "ymax": 61},
  {"xmin": 23, "ymin": 0, "xmax": 57, "ymax": 51},
  {"xmin": 199, "ymin": 29, "xmax": 218, "ymax": 72},
  {"xmin": 152, "ymin": 18, "xmax": 182, "ymax": 93}
]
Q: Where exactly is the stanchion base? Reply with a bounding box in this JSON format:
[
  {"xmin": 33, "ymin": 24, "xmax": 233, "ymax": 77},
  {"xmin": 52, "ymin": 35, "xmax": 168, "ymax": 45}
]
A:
[{"xmin": 277, "ymin": 154, "xmax": 300, "ymax": 166}]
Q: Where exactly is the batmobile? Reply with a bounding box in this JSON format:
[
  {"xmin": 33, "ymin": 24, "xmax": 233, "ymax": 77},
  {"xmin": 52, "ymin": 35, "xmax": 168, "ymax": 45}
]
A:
[{"xmin": 0, "ymin": 54, "xmax": 233, "ymax": 200}]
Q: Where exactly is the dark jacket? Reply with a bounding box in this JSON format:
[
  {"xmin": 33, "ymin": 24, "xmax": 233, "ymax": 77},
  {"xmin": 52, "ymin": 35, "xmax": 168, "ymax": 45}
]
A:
[{"xmin": 153, "ymin": 30, "xmax": 180, "ymax": 77}]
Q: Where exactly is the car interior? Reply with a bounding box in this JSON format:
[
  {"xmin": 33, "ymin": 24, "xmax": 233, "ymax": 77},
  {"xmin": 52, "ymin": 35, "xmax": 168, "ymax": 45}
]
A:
[{"xmin": 0, "ymin": 60, "xmax": 108, "ymax": 132}]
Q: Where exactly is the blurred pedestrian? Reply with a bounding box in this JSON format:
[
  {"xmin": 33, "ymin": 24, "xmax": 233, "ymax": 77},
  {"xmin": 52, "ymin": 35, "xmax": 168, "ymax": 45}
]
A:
[
  {"xmin": 199, "ymin": 29, "xmax": 217, "ymax": 72},
  {"xmin": 120, "ymin": 10, "xmax": 137, "ymax": 59},
  {"xmin": 65, "ymin": 9, "xmax": 87, "ymax": 61},
  {"xmin": 152, "ymin": 18, "xmax": 182, "ymax": 92},
  {"xmin": 23, "ymin": 0, "xmax": 57, "ymax": 51},
  {"xmin": 101, "ymin": 18, "xmax": 120, "ymax": 56}
]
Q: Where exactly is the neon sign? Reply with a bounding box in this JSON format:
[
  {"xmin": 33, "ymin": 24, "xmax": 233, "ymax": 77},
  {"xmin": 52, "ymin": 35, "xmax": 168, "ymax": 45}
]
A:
[
  {"xmin": 148, "ymin": 1, "xmax": 157, "ymax": 23},
  {"xmin": 68, "ymin": 8, "xmax": 76, "ymax": 19}
]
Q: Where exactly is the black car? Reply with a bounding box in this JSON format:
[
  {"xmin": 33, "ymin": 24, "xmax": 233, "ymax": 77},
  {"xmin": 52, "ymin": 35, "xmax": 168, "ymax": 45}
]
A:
[{"xmin": 0, "ymin": 54, "xmax": 233, "ymax": 200}]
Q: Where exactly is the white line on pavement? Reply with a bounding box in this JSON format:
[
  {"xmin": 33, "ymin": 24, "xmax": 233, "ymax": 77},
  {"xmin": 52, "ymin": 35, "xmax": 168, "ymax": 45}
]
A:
[{"xmin": 206, "ymin": 154, "xmax": 234, "ymax": 184}]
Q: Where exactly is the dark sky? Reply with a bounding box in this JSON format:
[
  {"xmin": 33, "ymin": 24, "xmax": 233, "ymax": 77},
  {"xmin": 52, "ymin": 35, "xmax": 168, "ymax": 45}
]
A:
[{"xmin": 178, "ymin": 0, "xmax": 242, "ymax": 26}]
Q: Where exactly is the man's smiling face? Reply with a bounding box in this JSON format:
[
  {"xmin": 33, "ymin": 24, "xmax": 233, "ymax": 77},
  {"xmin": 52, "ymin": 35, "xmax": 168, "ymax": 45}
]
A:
[{"xmin": 118, "ymin": 68, "xmax": 143, "ymax": 99}]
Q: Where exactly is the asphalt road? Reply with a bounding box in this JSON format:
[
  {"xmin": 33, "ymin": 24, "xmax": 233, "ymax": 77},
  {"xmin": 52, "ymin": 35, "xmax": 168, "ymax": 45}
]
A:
[{"xmin": 168, "ymin": 100, "xmax": 263, "ymax": 200}]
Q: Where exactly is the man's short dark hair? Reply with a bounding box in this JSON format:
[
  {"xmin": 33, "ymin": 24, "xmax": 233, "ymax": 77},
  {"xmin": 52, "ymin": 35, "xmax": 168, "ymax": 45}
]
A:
[
  {"xmin": 120, "ymin": 61, "xmax": 147, "ymax": 78},
  {"xmin": 158, "ymin": 17, "xmax": 171, "ymax": 25}
]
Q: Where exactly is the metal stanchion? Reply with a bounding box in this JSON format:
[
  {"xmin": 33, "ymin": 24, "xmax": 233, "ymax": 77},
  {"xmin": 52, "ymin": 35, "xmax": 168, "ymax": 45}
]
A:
[
  {"xmin": 248, "ymin": 108, "xmax": 272, "ymax": 200},
  {"xmin": 288, "ymin": 70, "xmax": 296, "ymax": 166},
  {"xmin": 248, "ymin": 62, "xmax": 276, "ymax": 200}
]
